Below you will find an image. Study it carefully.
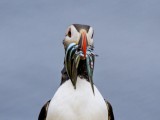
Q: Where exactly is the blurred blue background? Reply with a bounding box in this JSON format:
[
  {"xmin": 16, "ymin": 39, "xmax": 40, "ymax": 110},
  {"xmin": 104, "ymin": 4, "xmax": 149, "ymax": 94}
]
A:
[{"xmin": 0, "ymin": 0, "xmax": 160, "ymax": 119}]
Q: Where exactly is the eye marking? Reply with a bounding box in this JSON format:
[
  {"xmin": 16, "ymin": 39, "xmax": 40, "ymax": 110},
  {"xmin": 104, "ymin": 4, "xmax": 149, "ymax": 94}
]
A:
[
  {"xmin": 91, "ymin": 31, "xmax": 94, "ymax": 39},
  {"xmin": 88, "ymin": 28, "xmax": 94, "ymax": 39},
  {"xmin": 67, "ymin": 28, "xmax": 71, "ymax": 37}
]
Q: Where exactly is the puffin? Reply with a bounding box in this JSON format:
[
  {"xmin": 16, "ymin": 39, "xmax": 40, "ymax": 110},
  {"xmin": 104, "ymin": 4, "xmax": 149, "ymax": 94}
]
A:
[{"xmin": 38, "ymin": 24, "xmax": 114, "ymax": 120}]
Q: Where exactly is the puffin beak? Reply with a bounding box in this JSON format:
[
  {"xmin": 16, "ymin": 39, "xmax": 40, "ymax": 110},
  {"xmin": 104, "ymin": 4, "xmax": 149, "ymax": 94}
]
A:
[{"xmin": 78, "ymin": 31, "xmax": 87, "ymax": 59}]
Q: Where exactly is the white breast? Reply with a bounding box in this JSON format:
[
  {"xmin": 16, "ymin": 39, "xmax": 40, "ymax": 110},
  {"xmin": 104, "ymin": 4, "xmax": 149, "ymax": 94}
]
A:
[{"xmin": 46, "ymin": 77, "xmax": 108, "ymax": 120}]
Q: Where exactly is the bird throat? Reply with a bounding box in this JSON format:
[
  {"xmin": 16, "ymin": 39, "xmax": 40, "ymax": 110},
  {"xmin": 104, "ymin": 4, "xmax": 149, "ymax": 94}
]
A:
[{"xmin": 61, "ymin": 59, "xmax": 93, "ymax": 84}]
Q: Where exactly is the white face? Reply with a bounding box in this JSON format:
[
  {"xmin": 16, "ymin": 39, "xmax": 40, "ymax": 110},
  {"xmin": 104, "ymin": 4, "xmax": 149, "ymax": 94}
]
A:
[{"xmin": 63, "ymin": 24, "xmax": 94, "ymax": 48}]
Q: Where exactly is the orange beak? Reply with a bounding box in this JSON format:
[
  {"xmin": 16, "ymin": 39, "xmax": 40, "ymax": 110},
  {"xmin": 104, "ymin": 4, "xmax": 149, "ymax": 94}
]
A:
[{"xmin": 80, "ymin": 31, "xmax": 87, "ymax": 59}]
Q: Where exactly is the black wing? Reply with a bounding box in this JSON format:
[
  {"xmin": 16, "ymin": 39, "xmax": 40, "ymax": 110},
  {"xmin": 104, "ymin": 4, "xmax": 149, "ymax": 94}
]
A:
[
  {"xmin": 38, "ymin": 100, "xmax": 51, "ymax": 120},
  {"xmin": 105, "ymin": 100, "xmax": 114, "ymax": 120}
]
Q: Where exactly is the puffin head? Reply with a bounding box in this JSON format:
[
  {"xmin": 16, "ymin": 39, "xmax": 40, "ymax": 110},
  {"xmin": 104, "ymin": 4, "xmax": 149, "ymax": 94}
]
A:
[{"xmin": 63, "ymin": 24, "xmax": 94, "ymax": 58}]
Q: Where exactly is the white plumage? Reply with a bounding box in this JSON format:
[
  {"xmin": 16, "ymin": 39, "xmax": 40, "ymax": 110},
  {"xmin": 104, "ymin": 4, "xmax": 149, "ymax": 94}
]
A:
[{"xmin": 46, "ymin": 77, "xmax": 108, "ymax": 120}]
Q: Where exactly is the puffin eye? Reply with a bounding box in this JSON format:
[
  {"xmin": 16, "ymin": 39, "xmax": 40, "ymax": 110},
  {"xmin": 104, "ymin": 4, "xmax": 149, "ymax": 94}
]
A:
[
  {"xmin": 67, "ymin": 28, "xmax": 71, "ymax": 37},
  {"xmin": 91, "ymin": 32, "xmax": 94, "ymax": 39}
]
